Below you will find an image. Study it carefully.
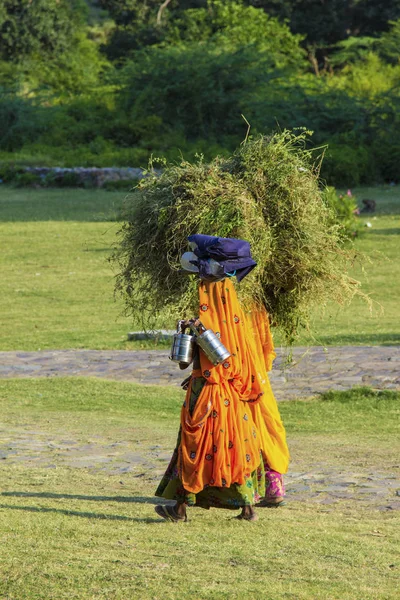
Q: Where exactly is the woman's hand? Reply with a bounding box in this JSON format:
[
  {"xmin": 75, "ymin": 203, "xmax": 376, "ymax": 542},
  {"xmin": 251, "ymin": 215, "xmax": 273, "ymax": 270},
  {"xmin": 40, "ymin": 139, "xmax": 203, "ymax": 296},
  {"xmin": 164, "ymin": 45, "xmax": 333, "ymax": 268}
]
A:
[
  {"xmin": 180, "ymin": 318, "xmax": 200, "ymax": 332},
  {"xmin": 180, "ymin": 375, "xmax": 191, "ymax": 390}
]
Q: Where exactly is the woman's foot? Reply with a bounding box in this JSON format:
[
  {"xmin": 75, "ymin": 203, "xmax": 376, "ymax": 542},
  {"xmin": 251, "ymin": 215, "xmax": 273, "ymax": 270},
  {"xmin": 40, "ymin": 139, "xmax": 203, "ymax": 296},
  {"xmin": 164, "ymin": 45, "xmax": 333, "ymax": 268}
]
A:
[
  {"xmin": 155, "ymin": 502, "xmax": 188, "ymax": 522},
  {"xmin": 258, "ymin": 496, "xmax": 286, "ymax": 508},
  {"xmin": 236, "ymin": 505, "xmax": 258, "ymax": 522}
]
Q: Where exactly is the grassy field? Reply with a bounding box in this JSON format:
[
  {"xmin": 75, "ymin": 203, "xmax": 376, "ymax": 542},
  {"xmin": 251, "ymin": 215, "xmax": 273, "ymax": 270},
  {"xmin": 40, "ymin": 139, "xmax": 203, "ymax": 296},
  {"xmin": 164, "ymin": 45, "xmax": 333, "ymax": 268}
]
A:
[
  {"xmin": 0, "ymin": 378, "xmax": 399, "ymax": 599},
  {"xmin": 0, "ymin": 185, "xmax": 399, "ymax": 350}
]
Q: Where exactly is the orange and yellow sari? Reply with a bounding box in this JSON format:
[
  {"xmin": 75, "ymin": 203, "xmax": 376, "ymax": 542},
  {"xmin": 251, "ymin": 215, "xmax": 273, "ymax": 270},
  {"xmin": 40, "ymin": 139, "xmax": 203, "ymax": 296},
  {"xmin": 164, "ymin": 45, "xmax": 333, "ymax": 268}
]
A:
[{"xmin": 156, "ymin": 278, "xmax": 289, "ymax": 508}]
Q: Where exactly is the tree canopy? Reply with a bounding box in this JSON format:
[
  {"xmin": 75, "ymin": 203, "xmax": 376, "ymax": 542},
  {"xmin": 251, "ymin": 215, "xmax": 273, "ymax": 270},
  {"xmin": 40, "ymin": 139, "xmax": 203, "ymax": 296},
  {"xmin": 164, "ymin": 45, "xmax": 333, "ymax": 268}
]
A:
[
  {"xmin": 0, "ymin": 0, "xmax": 86, "ymax": 62},
  {"xmin": 1, "ymin": 0, "xmax": 400, "ymax": 185}
]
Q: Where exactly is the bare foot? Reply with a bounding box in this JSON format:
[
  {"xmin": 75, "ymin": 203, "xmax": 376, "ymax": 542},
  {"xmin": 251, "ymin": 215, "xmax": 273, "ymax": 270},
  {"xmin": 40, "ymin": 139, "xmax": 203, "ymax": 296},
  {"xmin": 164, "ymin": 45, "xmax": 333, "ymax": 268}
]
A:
[
  {"xmin": 236, "ymin": 505, "xmax": 258, "ymax": 521},
  {"xmin": 155, "ymin": 502, "xmax": 188, "ymax": 522}
]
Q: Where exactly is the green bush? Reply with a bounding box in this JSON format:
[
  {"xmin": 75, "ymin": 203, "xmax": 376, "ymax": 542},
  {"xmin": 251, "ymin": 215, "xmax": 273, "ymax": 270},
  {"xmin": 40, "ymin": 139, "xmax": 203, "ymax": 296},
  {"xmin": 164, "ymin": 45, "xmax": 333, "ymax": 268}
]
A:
[
  {"xmin": 321, "ymin": 144, "xmax": 376, "ymax": 186},
  {"xmin": 369, "ymin": 88, "xmax": 400, "ymax": 182},
  {"xmin": 372, "ymin": 139, "xmax": 400, "ymax": 183},
  {"xmin": 0, "ymin": 92, "xmax": 45, "ymax": 152},
  {"xmin": 39, "ymin": 98, "xmax": 114, "ymax": 148},
  {"xmin": 118, "ymin": 43, "xmax": 288, "ymax": 144},
  {"xmin": 0, "ymin": 164, "xmax": 23, "ymax": 182},
  {"xmin": 43, "ymin": 171, "xmax": 81, "ymax": 188},
  {"xmin": 13, "ymin": 172, "xmax": 42, "ymax": 187},
  {"xmin": 322, "ymin": 186, "xmax": 360, "ymax": 239},
  {"xmin": 164, "ymin": 1, "xmax": 306, "ymax": 69}
]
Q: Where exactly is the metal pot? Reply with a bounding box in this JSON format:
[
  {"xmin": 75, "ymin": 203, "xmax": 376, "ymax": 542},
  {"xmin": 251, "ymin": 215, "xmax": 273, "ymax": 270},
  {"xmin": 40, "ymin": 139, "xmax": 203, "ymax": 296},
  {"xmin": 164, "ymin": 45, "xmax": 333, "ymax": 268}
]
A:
[
  {"xmin": 191, "ymin": 321, "xmax": 231, "ymax": 366},
  {"xmin": 169, "ymin": 320, "xmax": 196, "ymax": 367}
]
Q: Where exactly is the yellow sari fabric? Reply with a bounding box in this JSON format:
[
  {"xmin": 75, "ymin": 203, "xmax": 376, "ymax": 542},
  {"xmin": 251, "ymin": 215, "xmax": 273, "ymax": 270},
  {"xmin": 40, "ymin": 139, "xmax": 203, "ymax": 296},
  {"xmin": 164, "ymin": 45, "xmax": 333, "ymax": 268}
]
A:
[
  {"xmin": 249, "ymin": 308, "xmax": 276, "ymax": 373},
  {"xmin": 178, "ymin": 279, "xmax": 289, "ymax": 495},
  {"xmin": 247, "ymin": 307, "xmax": 290, "ymax": 475}
]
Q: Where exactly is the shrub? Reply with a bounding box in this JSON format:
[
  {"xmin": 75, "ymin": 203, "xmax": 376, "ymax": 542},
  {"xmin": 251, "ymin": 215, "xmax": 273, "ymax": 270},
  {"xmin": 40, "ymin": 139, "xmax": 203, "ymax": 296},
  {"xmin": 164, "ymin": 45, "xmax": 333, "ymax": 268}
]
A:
[
  {"xmin": 118, "ymin": 43, "xmax": 289, "ymax": 144},
  {"xmin": 321, "ymin": 143, "xmax": 376, "ymax": 186},
  {"xmin": 322, "ymin": 186, "xmax": 360, "ymax": 239},
  {"xmin": 13, "ymin": 172, "xmax": 42, "ymax": 187},
  {"xmin": 0, "ymin": 164, "xmax": 23, "ymax": 183},
  {"xmin": 43, "ymin": 171, "xmax": 81, "ymax": 187},
  {"xmin": 369, "ymin": 88, "xmax": 400, "ymax": 182},
  {"xmin": 39, "ymin": 98, "xmax": 114, "ymax": 147},
  {"xmin": 0, "ymin": 91, "xmax": 45, "ymax": 152},
  {"xmin": 372, "ymin": 139, "xmax": 400, "ymax": 183}
]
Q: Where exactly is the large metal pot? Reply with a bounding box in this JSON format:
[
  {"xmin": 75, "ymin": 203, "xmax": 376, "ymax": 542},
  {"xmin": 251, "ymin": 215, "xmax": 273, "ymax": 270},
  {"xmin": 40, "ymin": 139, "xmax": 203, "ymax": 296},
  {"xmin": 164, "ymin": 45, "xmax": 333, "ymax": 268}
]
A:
[{"xmin": 191, "ymin": 321, "xmax": 231, "ymax": 366}]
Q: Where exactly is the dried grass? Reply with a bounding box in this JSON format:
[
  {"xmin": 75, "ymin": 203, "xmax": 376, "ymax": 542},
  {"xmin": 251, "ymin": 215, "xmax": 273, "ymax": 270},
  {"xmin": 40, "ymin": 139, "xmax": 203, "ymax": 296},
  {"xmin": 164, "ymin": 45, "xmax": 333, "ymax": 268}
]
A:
[{"xmin": 111, "ymin": 130, "xmax": 366, "ymax": 344}]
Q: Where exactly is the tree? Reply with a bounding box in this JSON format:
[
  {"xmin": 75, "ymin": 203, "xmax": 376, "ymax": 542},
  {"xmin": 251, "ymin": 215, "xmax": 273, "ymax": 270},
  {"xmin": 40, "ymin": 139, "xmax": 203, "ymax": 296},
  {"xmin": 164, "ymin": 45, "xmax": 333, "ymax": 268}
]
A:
[
  {"xmin": 0, "ymin": 0, "xmax": 110, "ymax": 96},
  {"xmin": 97, "ymin": 0, "xmax": 173, "ymax": 58},
  {"xmin": 98, "ymin": 0, "xmax": 206, "ymax": 25},
  {"xmin": 350, "ymin": 0, "xmax": 400, "ymax": 37},
  {"xmin": 244, "ymin": 0, "xmax": 400, "ymax": 45},
  {"xmin": 103, "ymin": 0, "xmax": 306, "ymax": 63},
  {"xmin": 378, "ymin": 19, "xmax": 400, "ymax": 63},
  {"xmin": 0, "ymin": 0, "xmax": 86, "ymax": 63},
  {"xmin": 165, "ymin": 1, "xmax": 305, "ymax": 68}
]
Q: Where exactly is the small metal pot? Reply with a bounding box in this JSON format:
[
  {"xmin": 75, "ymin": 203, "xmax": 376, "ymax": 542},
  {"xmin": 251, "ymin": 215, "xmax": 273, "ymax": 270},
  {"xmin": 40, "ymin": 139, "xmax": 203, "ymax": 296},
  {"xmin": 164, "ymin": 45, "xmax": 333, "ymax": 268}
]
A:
[{"xmin": 169, "ymin": 321, "xmax": 196, "ymax": 367}]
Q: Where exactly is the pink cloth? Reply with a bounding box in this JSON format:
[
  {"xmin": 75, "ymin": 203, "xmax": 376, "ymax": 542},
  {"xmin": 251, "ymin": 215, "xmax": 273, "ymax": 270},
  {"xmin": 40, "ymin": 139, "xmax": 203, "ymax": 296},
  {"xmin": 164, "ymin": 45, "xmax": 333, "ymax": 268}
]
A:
[{"xmin": 264, "ymin": 464, "xmax": 285, "ymax": 499}]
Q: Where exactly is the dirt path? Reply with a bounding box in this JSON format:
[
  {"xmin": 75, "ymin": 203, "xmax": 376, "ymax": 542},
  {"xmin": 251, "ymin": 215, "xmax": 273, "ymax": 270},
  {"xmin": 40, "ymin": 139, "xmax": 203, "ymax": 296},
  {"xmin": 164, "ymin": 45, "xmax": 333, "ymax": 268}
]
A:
[
  {"xmin": 1, "ymin": 346, "xmax": 399, "ymax": 400},
  {"xmin": 1, "ymin": 346, "xmax": 399, "ymax": 510},
  {"xmin": 1, "ymin": 423, "xmax": 399, "ymax": 511}
]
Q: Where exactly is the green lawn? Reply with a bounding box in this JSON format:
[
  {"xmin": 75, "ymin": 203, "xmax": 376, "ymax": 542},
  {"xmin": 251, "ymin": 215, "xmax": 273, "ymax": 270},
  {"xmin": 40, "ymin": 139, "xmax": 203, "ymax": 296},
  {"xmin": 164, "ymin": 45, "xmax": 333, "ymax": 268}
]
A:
[
  {"xmin": 0, "ymin": 187, "xmax": 132, "ymax": 350},
  {"xmin": 0, "ymin": 185, "xmax": 399, "ymax": 350},
  {"xmin": 303, "ymin": 186, "xmax": 400, "ymax": 346},
  {"xmin": 0, "ymin": 379, "xmax": 399, "ymax": 599}
]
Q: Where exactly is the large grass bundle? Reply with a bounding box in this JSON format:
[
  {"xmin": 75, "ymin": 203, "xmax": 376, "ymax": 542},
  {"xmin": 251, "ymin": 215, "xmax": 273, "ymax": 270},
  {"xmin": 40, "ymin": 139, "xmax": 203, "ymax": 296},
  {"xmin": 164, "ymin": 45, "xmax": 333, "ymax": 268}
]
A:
[{"xmin": 111, "ymin": 130, "xmax": 363, "ymax": 344}]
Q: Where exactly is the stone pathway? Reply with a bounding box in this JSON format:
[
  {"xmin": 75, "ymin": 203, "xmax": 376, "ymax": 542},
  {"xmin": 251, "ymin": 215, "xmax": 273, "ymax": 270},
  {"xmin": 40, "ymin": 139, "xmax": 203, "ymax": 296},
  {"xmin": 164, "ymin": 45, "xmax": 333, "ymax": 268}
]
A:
[
  {"xmin": 0, "ymin": 425, "xmax": 399, "ymax": 511},
  {"xmin": 1, "ymin": 346, "xmax": 399, "ymax": 510},
  {"xmin": 0, "ymin": 346, "xmax": 399, "ymax": 400}
]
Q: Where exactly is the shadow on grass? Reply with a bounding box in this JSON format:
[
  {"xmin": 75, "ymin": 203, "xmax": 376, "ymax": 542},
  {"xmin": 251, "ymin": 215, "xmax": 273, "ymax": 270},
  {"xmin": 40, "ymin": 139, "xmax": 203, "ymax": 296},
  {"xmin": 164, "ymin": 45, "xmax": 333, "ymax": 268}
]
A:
[
  {"xmin": 1, "ymin": 491, "xmax": 165, "ymax": 504},
  {"xmin": 0, "ymin": 503, "xmax": 163, "ymax": 523}
]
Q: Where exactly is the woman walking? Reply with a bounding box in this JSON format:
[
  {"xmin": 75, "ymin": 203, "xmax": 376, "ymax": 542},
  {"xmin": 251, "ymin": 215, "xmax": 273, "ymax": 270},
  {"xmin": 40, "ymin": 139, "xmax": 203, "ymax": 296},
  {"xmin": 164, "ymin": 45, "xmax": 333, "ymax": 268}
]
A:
[{"xmin": 155, "ymin": 234, "xmax": 289, "ymax": 522}]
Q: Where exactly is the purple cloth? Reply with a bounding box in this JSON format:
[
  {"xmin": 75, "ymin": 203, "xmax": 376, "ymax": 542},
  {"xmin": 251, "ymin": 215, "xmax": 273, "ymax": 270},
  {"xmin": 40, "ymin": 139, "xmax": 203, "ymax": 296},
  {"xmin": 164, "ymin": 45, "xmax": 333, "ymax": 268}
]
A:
[{"xmin": 188, "ymin": 234, "xmax": 257, "ymax": 282}]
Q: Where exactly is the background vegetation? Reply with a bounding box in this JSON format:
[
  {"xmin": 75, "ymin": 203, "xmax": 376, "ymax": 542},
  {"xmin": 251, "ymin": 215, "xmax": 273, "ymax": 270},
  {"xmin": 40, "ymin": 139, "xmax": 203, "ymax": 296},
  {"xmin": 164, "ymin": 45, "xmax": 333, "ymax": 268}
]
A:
[{"xmin": 2, "ymin": 0, "xmax": 400, "ymax": 185}]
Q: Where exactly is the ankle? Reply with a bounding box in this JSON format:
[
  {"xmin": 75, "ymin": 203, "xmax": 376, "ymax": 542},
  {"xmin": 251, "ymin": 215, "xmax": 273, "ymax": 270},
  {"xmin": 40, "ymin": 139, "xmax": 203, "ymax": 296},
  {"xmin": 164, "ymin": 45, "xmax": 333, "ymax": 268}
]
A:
[
  {"xmin": 175, "ymin": 502, "xmax": 187, "ymax": 517},
  {"xmin": 241, "ymin": 505, "xmax": 254, "ymax": 517}
]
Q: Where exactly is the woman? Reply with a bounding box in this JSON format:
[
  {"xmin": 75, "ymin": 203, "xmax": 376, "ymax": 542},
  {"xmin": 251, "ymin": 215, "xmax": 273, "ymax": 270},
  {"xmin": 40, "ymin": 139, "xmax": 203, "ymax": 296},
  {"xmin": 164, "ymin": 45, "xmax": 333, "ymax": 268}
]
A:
[{"xmin": 155, "ymin": 234, "xmax": 289, "ymax": 522}]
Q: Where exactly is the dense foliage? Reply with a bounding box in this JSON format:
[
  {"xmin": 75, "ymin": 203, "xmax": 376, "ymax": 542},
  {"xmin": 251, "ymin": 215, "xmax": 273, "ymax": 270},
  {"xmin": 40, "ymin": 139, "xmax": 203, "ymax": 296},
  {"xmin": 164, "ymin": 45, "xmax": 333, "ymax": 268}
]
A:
[
  {"xmin": 1, "ymin": 0, "xmax": 400, "ymax": 185},
  {"xmin": 0, "ymin": 0, "xmax": 84, "ymax": 61}
]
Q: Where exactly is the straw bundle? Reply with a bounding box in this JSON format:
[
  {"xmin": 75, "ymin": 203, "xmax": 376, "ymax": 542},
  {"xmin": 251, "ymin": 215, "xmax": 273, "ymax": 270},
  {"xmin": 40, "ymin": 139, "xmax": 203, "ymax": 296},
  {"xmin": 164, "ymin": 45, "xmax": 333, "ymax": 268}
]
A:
[{"xmin": 111, "ymin": 130, "xmax": 363, "ymax": 344}]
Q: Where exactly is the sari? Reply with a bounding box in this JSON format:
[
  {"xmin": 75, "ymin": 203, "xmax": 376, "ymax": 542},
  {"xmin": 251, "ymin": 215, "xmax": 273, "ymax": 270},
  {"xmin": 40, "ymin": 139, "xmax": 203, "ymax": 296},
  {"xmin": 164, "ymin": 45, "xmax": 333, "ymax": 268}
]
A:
[{"xmin": 155, "ymin": 278, "xmax": 289, "ymax": 508}]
